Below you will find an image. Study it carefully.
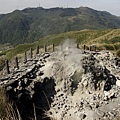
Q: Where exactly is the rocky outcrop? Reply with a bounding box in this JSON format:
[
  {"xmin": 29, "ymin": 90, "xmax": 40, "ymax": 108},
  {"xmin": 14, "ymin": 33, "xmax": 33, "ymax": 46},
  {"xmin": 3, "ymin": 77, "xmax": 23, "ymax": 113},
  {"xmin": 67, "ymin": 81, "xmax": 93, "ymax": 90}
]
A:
[
  {"xmin": 0, "ymin": 53, "xmax": 56, "ymax": 120},
  {"xmin": 44, "ymin": 48, "xmax": 120, "ymax": 120}
]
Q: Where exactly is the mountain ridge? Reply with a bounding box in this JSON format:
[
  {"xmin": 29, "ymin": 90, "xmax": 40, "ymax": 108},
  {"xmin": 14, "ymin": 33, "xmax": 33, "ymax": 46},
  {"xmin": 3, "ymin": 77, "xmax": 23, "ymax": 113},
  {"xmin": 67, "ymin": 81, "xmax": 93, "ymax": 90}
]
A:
[{"xmin": 0, "ymin": 6, "xmax": 120, "ymax": 45}]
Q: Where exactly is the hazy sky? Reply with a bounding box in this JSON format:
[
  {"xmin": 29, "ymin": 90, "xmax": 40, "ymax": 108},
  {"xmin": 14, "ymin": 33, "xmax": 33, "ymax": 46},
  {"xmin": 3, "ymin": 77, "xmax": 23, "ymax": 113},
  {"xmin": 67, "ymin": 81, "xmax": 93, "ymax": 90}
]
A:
[{"xmin": 0, "ymin": 0, "xmax": 119, "ymax": 16}]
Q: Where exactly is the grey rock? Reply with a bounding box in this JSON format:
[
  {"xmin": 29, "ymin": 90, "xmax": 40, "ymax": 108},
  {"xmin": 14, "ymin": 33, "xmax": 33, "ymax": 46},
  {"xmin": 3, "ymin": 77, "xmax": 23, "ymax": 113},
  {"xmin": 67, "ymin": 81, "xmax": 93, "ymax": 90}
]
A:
[{"xmin": 79, "ymin": 113, "xmax": 86, "ymax": 119}]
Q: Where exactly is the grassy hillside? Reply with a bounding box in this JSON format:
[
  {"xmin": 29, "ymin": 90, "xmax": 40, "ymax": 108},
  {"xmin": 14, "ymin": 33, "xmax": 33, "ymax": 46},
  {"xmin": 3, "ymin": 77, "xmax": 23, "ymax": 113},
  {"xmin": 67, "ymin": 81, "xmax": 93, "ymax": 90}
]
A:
[
  {"xmin": 0, "ymin": 28, "xmax": 120, "ymax": 71},
  {"xmin": 0, "ymin": 7, "xmax": 120, "ymax": 45}
]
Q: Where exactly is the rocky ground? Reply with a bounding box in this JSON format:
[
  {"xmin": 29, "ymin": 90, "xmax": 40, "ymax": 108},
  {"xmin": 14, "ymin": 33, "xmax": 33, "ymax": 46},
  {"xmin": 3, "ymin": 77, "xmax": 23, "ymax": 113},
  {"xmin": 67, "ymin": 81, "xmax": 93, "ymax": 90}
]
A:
[{"xmin": 0, "ymin": 42, "xmax": 120, "ymax": 120}]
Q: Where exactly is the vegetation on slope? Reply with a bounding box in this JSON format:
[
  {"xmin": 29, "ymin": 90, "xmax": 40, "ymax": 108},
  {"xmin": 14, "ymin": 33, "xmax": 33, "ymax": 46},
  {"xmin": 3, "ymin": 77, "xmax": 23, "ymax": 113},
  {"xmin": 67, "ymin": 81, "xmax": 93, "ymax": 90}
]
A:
[
  {"xmin": 0, "ymin": 87, "xmax": 20, "ymax": 120},
  {"xmin": 0, "ymin": 28, "xmax": 120, "ymax": 71}
]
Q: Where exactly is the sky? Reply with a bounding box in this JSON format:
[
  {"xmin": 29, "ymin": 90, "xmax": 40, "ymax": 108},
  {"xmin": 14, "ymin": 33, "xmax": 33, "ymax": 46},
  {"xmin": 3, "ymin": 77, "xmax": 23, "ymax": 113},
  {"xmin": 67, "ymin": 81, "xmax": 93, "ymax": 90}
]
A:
[{"xmin": 0, "ymin": 0, "xmax": 120, "ymax": 16}]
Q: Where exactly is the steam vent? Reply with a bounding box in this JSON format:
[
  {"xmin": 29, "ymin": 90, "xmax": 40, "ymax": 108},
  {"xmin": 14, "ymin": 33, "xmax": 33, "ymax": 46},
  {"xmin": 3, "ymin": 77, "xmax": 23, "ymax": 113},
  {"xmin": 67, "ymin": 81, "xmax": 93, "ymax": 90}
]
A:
[{"xmin": 0, "ymin": 41, "xmax": 120, "ymax": 120}]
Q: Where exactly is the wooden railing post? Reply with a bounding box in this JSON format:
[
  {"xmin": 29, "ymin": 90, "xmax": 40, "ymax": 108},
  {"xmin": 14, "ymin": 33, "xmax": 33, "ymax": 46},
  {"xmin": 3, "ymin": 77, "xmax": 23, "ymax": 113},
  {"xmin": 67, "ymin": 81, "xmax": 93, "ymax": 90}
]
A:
[
  {"xmin": 77, "ymin": 44, "xmax": 79, "ymax": 49},
  {"xmin": 44, "ymin": 44, "xmax": 47, "ymax": 52},
  {"xmin": 83, "ymin": 45, "xmax": 86, "ymax": 53},
  {"xmin": 30, "ymin": 47, "xmax": 33, "ymax": 58},
  {"xmin": 52, "ymin": 44, "xmax": 55, "ymax": 52},
  {"xmin": 15, "ymin": 57, "xmax": 19, "ymax": 69},
  {"xmin": 24, "ymin": 51, "xmax": 27, "ymax": 63},
  {"xmin": 84, "ymin": 45, "xmax": 86, "ymax": 51},
  {"xmin": 36, "ymin": 46, "xmax": 39, "ymax": 54},
  {"xmin": 94, "ymin": 45, "xmax": 97, "ymax": 52},
  {"xmin": 6, "ymin": 60, "xmax": 10, "ymax": 74}
]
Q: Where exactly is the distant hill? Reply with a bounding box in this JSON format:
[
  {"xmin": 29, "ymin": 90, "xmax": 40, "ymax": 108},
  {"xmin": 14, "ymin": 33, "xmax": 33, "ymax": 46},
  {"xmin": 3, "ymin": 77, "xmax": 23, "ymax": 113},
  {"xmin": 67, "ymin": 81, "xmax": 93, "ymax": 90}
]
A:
[{"xmin": 0, "ymin": 7, "xmax": 120, "ymax": 45}]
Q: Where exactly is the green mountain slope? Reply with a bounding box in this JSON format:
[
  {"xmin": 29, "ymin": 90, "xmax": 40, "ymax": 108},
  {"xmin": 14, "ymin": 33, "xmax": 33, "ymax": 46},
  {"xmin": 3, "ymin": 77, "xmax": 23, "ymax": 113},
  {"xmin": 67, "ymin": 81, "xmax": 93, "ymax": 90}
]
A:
[
  {"xmin": 0, "ymin": 28, "xmax": 120, "ymax": 70},
  {"xmin": 0, "ymin": 7, "xmax": 120, "ymax": 45}
]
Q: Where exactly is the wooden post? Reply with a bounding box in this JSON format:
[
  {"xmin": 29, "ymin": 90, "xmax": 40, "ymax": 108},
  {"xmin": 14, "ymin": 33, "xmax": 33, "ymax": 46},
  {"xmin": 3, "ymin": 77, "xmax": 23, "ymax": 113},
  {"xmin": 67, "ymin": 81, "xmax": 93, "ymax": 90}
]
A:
[
  {"xmin": 77, "ymin": 44, "xmax": 79, "ymax": 49},
  {"xmin": 83, "ymin": 45, "xmax": 86, "ymax": 53},
  {"xmin": 84, "ymin": 45, "xmax": 86, "ymax": 51},
  {"xmin": 44, "ymin": 44, "xmax": 47, "ymax": 52},
  {"xmin": 15, "ymin": 57, "xmax": 19, "ymax": 69},
  {"xmin": 94, "ymin": 45, "xmax": 97, "ymax": 52},
  {"xmin": 36, "ymin": 46, "xmax": 39, "ymax": 54},
  {"xmin": 30, "ymin": 47, "xmax": 33, "ymax": 58},
  {"xmin": 52, "ymin": 44, "xmax": 55, "ymax": 52},
  {"xmin": 6, "ymin": 60, "xmax": 10, "ymax": 74},
  {"xmin": 24, "ymin": 51, "xmax": 27, "ymax": 63}
]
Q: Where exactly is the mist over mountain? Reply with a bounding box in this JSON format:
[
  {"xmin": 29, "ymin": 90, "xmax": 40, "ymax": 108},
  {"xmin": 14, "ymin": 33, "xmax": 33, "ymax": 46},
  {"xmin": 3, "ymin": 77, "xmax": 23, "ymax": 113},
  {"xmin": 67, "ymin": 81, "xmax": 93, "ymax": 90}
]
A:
[{"xmin": 0, "ymin": 6, "xmax": 120, "ymax": 45}]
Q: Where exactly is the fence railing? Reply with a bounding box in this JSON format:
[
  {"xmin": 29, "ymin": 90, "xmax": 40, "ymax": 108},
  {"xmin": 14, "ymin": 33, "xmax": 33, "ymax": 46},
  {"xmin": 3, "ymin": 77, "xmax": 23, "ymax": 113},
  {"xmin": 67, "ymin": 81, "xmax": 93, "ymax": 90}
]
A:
[{"xmin": 4, "ymin": 44, "xmax": 97, "ymax": 75}]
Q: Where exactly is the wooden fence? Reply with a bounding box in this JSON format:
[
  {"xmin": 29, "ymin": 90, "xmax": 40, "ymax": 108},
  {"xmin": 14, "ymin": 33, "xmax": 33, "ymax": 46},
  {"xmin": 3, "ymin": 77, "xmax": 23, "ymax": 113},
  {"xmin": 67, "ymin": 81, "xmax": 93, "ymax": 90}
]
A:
[{"xmin": 4, "ymin": 44, "xmax": 97, "ymax": 74}]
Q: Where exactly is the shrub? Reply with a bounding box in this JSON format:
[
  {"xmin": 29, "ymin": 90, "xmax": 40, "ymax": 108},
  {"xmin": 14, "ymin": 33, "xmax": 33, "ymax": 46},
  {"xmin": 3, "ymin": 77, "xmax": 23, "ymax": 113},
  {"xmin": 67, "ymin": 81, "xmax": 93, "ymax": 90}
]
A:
[
  {"xmin": 0, "ymin": 87, "xmax": 20, "ymax": 120},
  {"xmin": 103, "ymin": 44, "xmax": 115, "ymax": 51},
  {"xmin": 116, "ymin": 50, "xmax": 120, "ymax": 57}
]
